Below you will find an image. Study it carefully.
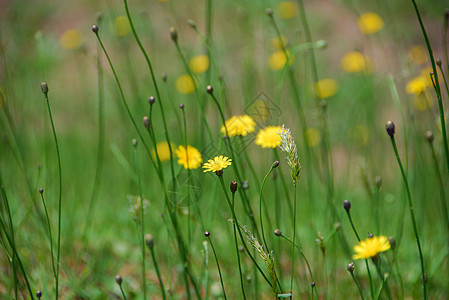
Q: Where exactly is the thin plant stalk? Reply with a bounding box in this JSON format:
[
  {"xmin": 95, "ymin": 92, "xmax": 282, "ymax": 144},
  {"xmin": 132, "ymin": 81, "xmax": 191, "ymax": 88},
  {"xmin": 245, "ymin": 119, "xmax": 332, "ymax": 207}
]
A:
[
  {"xmin": 349, "ymin": 271, "xmax": 365, "ymax": 300},
  {"xmin": 388, "ymin": 130, "xmax": 426, "ymax": 299},
  {"xmin": 259, "ymin": 162, "xmax": 277, "ymax": 252},
  {"xmin": 206, "ymin": 233, "xmax": 228, "ymax": 300},
  {"xmin": 41, "ymin": 84, "xmax": 62, "ymax": 300},
  {"xmin": 232, "ymin": 191, "xmax": 247, "ymax": 299},
  {"xmin": 149, "ymin": 246, "xmax": 166, "ymax": 300},
  {"xmin": 39, "ymin": 190, "xmax": 57, "ymax": 282},
  {"xmin": 290, "ymin": 184, "xmax": 297, "ymax": 293},
  {"xmin": 133, "ymin": 141, "xmax": 147, "ymax": 299},
  {"xmin": 410, "ymin": 0, "xmax": 449, "ymax": 173}
]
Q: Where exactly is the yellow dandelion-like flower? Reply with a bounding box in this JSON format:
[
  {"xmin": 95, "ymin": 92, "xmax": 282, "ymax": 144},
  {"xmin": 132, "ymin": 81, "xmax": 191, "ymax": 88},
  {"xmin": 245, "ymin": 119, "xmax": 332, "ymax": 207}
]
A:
[
  {"xmin": 176, "ymin": 75, "xmax": 195, "ymax": 94},
  {"xmin": 202, "ymin": 155, "xmax": 232, "ymax": 173},
  {"xmin": 406, "ymin": 76, "xmax": 429, "ymax": 95},
  {"xmin": 408, "ymin": 45, "xmax": 428, "ymax": 66},
  {"xmin": 268, "ymin": 50, "xmax": 294, "ymax": 71},
  {"xmin": 357, "ymin": 12, "xmax": 384, "ymax": 35},
  {"xmin": 315, "ymin": 78, "xmax": 338, "ymax": 99},
  {"xmin": 353, "ymin": 235, "xmax": 390, "ymax": 260},
  {"xmin": 59, "ymin": 29, "xmax": 83, "ymax": 50},
  {"xmin": 305, "ymin": 128, "xmax": 321, "ymax": 147},
  {"xmin": 221, "ymin": 115, "xmax": 256, "ymax": 137},
  {"xmin": 255, "ymin": 126, "xmax": 283, "ymax": 149},
  {"xmin": 189, "ymin": 55, "xmax": 210, "ymax": 74},
  {"xmin": 271, "ymin": 36, "xmax": 288, "ymax": 50},
  {"xmin": 341, "ymin": 51, "xmax": 369, "ymax": 73},
  {"xmin": 276, "ymin": 1, "xmax": 298, "ymax": 19},
  {"xmin": 175, "ymin": 145, "xmax": 202, "ymax": 169},
  {"xmin": 114, "ymin": 16, "xmax": 131, "ymax": 37},
  {"xmin": 152, "ymin": 141, "xmax": 174, "ymax": 162}
]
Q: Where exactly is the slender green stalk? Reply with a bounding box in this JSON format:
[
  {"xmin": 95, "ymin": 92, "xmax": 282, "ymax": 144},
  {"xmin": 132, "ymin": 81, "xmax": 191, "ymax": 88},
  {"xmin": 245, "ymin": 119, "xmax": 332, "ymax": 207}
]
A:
[
  {"xmin": 217, "ymin": 176, "xmax": 272, "ymax": 288},
  {"xmin": 437, "ymin": 63, "xmax": 449, "ymax": 99},
  {"xmin": 232, "ymin": 191, "xmax": 247, "ymax": 299},
  {"xmin": 206, "ymin": 233, "xmax": 228, "ymax": 300},
  {"xmin": 374, "ymin": 257, "xmax": 392, "ymax": 300},
  {"xmin": 133, "ymin": 141, "xmax": 147, "ymax": 299},
  {"xmin": 259, "ymin": 162, "xmax": 277, "ymax": 253},
  {"xmin": 410, "ymin": 0, "xmax": 449, "ymax": 173},
  {"xmin": 41, "ymin": 84, "xmax": 62, "ymax": 300},
  {"xmin": 349, "ymin": 271, "xmax": 365, "ymax": 300},
  {"xmin": 344, "ymin": 206, "xmax": 374, "ymax": 299},
  {"xmin": 39, "ymin": 190, "xmax": 57, "ymax": 281},
  {"xmin": 290, "ymin": 184, "xmax": 297, "ymax": 293},
  {"xmin": 388, "ymin": 127, "xmax": 426, "ymax": 299},
  {"xmin": 149, "ymin": 246, "xmax": 166, "ymax": 300},
  {"xmin": 117, "ymin": 280, "xmax": 127, "ymax": 300}
]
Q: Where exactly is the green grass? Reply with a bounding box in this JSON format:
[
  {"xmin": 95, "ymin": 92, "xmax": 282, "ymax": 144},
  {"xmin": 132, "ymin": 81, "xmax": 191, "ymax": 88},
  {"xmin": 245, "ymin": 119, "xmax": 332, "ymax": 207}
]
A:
[{"xmin": 1, "ymin": 0, "xmax": 449, "ymax": 299}]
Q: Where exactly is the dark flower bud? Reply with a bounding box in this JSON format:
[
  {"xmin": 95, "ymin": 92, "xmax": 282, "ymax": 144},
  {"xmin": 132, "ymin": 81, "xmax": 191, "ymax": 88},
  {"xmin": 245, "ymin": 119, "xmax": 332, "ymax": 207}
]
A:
[
  {"xmin": 132, "ymin": 138, "xmax": 138, "ymax": 147},
  {"xmin": 37, "ymin": 163, "xmax": 42, "ymax": 169},
  {"xmin": 386, "ymin": 121, "xmax": 395, "ymax": 138},
  {"xmin": 148, "ymin": 96, "xmax": 155, "ymax": 105},
  {"xmin": 368, "ymin": 232, "xmax": 374, "ymax": 238},
  {"xmin": 143, "ymin": 116, "xmax": 150, "ymax": 129},
  {"xmin": 311, "ymin": 282, "xmax": 316, "ymax": 288},
  {"xmin": 265, "ymin": 8, "xmax": 273, "ymax": 17},
  {"xmin": 40, "ymin": 82, "xmax": 48, "ymax": 94},
  {"xmin": 179, "ymin": 103, "xmax": 184, "ymax": 109},
  {"xmin": 206, "ymin": 85, "xmax": 214, "ymax": 94},
  {"xmin": 204, "ymin": 231, "xmax": 210, "ymax": 237},
  {"xmin": 425, "ymin": 131, "xmax": 434, "ymax": 143},
  {"xmin": 145, "ymin": 234, "xmax": 154, "ymax": 249},
  {"xmin": 215, "ymin": 170, "xmax": 223, "ymax": 177},
  {"xmin": 92, "ymin": 25, "xmax": 99, "ymax": 33},
  {"xmin": 274, "ymin": 229, "xmax": 282, "ymax": 236},
  {"xmin": 162, "ymin": 73, "xmax": 167, "ymax": 82},
  {"xmin": 39, "ymin": 188, "xmax": 44, "ymax": 194},
  {"xmin": 36, "ymin": 290, "xmax": 42, "ymax": 298},
  {"xmin": 343, "ymin": 200, "xmax": 351, "ymax": 213},
  {"xmin": 169, "ymin": 27, "xmax": 178, "ymax": 42},
  {"xmin": 230, "ymin": 181, "xmax": 238, "ymax": 193},
  {"xmin": 273, "ymin": 161, "xmax": 279, "ymax": 168},
  {"xmin": 115, "ymin": 275, "xmax": 123, "ymax": 285},
  {"xmin": 388, "ymin": 236, "xmax": 396, "ymax": 250},
  {"xmin": 436, "ymin": 59, "xmax": 442, "ymax": 67},
  {"xmin": 347, "ymin": 262, "xmax": 355, "ymax": 273},
  {"xmin": 375, "ymin": 176, "xmax": 382, "ymax": 188}
]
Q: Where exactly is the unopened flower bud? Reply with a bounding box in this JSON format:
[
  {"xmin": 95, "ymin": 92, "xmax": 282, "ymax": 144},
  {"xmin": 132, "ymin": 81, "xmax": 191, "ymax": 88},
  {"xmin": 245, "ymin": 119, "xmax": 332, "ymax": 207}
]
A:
[
  {"xmin": 347, "ymin": 262, "xmax": 355, "ymax": 273},
  {"xmin": 386, "ymin": 121, "xmax": 395, "ymax": 138},
  {"xmin": 132, "ymin": 138, "xmax": 138, "ymax": 147},
  {"xmin": 436, "ymin": 59, "xmax": 442, "ymax": 67},
  {"xmin": 169, "ymin": 27, "xmax": 178, "ymax": 42},
  {"xmin": 143, "ymin": 116, "xmax": 150, "ymax": 129},
  {"xmin": 179, "ymin": 103, "xmax": 184, "ymax": 109},
  {"xmin": 375, "ymin": 176, "xmax": 382, "ymax": 188},
  {"xmin": 148, "ymin": 96, "xmax": 155, "ymax": 105},
  {"xmin": 36, "ymin": 290, "xmax": 42, "ymax": 298},
  {"xmin": 206, "ymin": 85, "xmax": 214, "ymax": 94},
  {"xmin": 40, "ymin": 82, "xmax": 48, "ymax": 94},
  {"xmin": 273, "ymin": 161, "xmax": 279, "ymax": 168},
  {"xmin": 274, "ymin": 229, "xmax": 282, "ymax": 236},
  {"xmin": 265, "ymin": 8, "xmax": 273, "ymax": 16},
  {"xmin": 388, "ymin": 236, "xmax": 396, "ymax": 250},
  {"xmin": 39, "ymin": 188, "xmax": 44, "ymax": 194},
  {"xmin": 92, "ymin": 25, "xmax": 99, "ymax": 33},
  {"xmin": 425, "ymin": 131, "xmax": 434, "ymax": 143},
  {"xmin": 204, "ymin": 231, "xmax": 210, "ymax": 237},
  {"xmin": 145, "ymin": 234, "xmax": 154, "ymax": 249},
  {"xmin": 368, "ymin": 232, "xmax": 374, "ymax": 238},
  {"xmin": 230, "ymin": 181, "xmax": 238, "ymax": 193},
  {"xmin": 162, "ymin": 73, "xmax": 167, "ymax": 82},
  {"xmin": 343, "ymin": 200, "xmax": 351, "ymax": 213},
  {"xmin": 115, "ymin": 275, "xmax": 123, "ymax": 285}
]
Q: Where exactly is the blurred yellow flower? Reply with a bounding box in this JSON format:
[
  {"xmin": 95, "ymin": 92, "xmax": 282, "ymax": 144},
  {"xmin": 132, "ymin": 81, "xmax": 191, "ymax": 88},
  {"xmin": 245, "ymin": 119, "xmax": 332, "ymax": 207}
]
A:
[
  {"xmin": 406, "ymin": 76, "xmax": 430, "ymax": 95},
  {"xmin": 175, "ymin": 145, "xmax": 202, "ymax": 169},
  {"xmin": 152, "ymin": 141, "xmax": 174, "ymax": 162},
  {"xmin": 315, "ymin": 78, "xmax": 338, "ymax": 99},
  {"xmin": 276, "ymin": 1, "xmax": 298, "ymax": 19},
  {"xmin": 271, "ymin": 36, "xmax": 288, "ymax": 50},
  {"xmin": 357, "ymin": 12, "xmax": 384, "ymax": 35},
  {"xmin": 408, "ymin": 45, "xmax": 428, "ymax": 65},
  {"xmin": 340, "ymin": 51, "xmax": 369, "ymax": 73},
  {"xmin": 305, "ymin": 128, "xmax": 321, "ymax": 147},
  {"xmin": 59, "ymin": 29, "xmax": 83, "ymax": 50},
  {"xmin": 114, "ymin": 16, "xmax": 131, "ymax": 37},
  {"xmin": 203, "ymin": 155, "xmax": 232, "ymax": 173},
  {"xmin": 351, "ymin": 125, "xmax": 370, "ymax": 146},
  {"xmin": 269, "ymin": 50, "xmax": 293, "ymax": 71},
  {"xmin": 353, "ymin": 235, "xmax": 390, "ymax": 260},
  {"xmin": 255, "ymin": 126, "xmax": 283, "ymax": 148},
  {"xmin": 221, "ymin": 115, "xmax": 256, "ymax": 137},
  {"xmin": 189, "ymin": 55, "xmax": 210, "ymax": 74},
  {"xmin": 176, "ymin": 75, "xmax": 195, "ymax": 94}
]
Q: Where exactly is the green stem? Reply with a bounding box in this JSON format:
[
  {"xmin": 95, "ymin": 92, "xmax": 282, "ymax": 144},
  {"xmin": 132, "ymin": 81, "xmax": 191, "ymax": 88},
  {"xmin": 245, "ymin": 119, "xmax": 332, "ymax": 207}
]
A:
[
  {"xmin": 389, "ymin": 135, "xmax": 426, "ymax": 299},
  {"xmin": 150, "ymin": 247, "xmax": 166, "ymax": 300},
  {"xmin": 207, "ymin": 234, "xmax": 228, "ymax": 300},
  {"xmin": 39, "ymin": 191, "xmax": 57, "ymax": 280},
  {"xmin": 410, "ymin": 0, "xmax": 449, "ymax": 173},
  {"xmin": 42, "ymin": 88, "xmax": 62, "ymax": 300},
  {"xmin": 350, "ymin": 273, "xmax": 365, "ymax": 300},
  {"xmin": 232, "ymin": 192, "xmax": 247, "ymax": 299},
  {"xmin": 290, "ymin": 184, "xmax": 297, "ymax": 293},
  {"xmin": 259, "ymin": 162, "xmax": 277, "ymax": 252},
  {"xmin": 119, "ymin": 282, "xmax": 127, "ymax": 300}
]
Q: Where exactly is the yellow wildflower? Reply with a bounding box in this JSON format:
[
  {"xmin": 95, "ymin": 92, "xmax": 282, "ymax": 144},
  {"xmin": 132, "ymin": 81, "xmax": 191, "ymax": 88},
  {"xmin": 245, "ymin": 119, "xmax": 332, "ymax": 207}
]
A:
[
  {"xmin": 59, "ymin": 29, "xmax": 83, "ymax": 50},
  {"xmin": 255, "ymin": 126, "xmax": 283, "ymax": 149},
  {"xmin": 203, "ymin": 155, "xmax": 232, "ymax": 173},
  {"xmin": 353, "ymin": 235, "xmax": 390, "ymax": 260},
  {"xmin": 357, "ymin": 12, "xmax": 384, "ymax": 35},
  {"xmin": 406, "ymin": 76, "xmax": 429, "ymax": 95},
  {"xmin": 175, "ymin": 145, "xmax": 202, "ymax": 169},
  {"xmin": 408, "ymin": 45, "xmax": 428, "ymax": 66},
  {"xmin": 176, "ymin": 75, "xmax": 195, "ymax": 94},
  {"xmin": 114, "ymin": 16, "xmax": 131, "ymax": 37},
  {"xmin": 305, "ymin": 128, "xmax": 321, "ymax": 147},
  {"xmin": 152, "ymin": 141, "xmax": 174, "ymax": 162},
  {"xmin": 221, "ymin": 115, "xmax": 256, "ymax": 137},
  {"xmin": 268, "ymin": 50, "xmax": 293, "ymax": 71},
  {"xmin": 315, "ymin": 78, "xmax": 338, "ymax": 99},
  {"xmin": 271, "ymin": 36, "xmax": 288, "ymax": 50},
  {"xmin": 276, "ymin": 1, "xmax": 298, "ymax": 19},
  {"xmin": 341, "ymin": 51, "xmax": 369, "ymax": 73},
  {"xmin": 189, "ymin": 55, "xmax": 210, "ymax": 74}
]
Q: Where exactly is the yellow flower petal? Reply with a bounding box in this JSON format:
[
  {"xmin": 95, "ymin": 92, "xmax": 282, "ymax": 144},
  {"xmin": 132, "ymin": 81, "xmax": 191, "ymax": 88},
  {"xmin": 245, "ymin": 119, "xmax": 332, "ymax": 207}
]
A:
[
  {"xmin": 114, "ymin": 16, "xmax": 131, "ymax": 37},
  {"xmin": 276, "ymin": 1, "xmax": 298, "ymax": 19},
  {"xmin": 189, "ymin": 55, "xmax": 210, "ymax": 74},
  {"xmin": 358, "ymin": 12, "xmax": 384, "ymax": 35},
  {"xmin": 59, "ymin": 29, "xmax": 83, "ymax": 50},
  {"xmin": 341, "ymin": 51, "xmax": 369, "ymax": 73},
  {"xmin": 175, "ymin": 145, "xmax": 202, "ymax": 169},
  {"xmin": 315, "ymin": 78, "xmax": 338, "ymax": 99},
  {"xmin": 176, "ymin": 75, "xmax": 195, "ymax": 94},
  {"xmin": 255, "ymin": 126, "xmax": 283, "ymax": 149},
  {"xmin": 352, "ymin": 235, "xmax": 390, "ymax": 260},
  {"xmin": 221, "ymin": 115, "xmax": 256, "ymax": 137}
]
